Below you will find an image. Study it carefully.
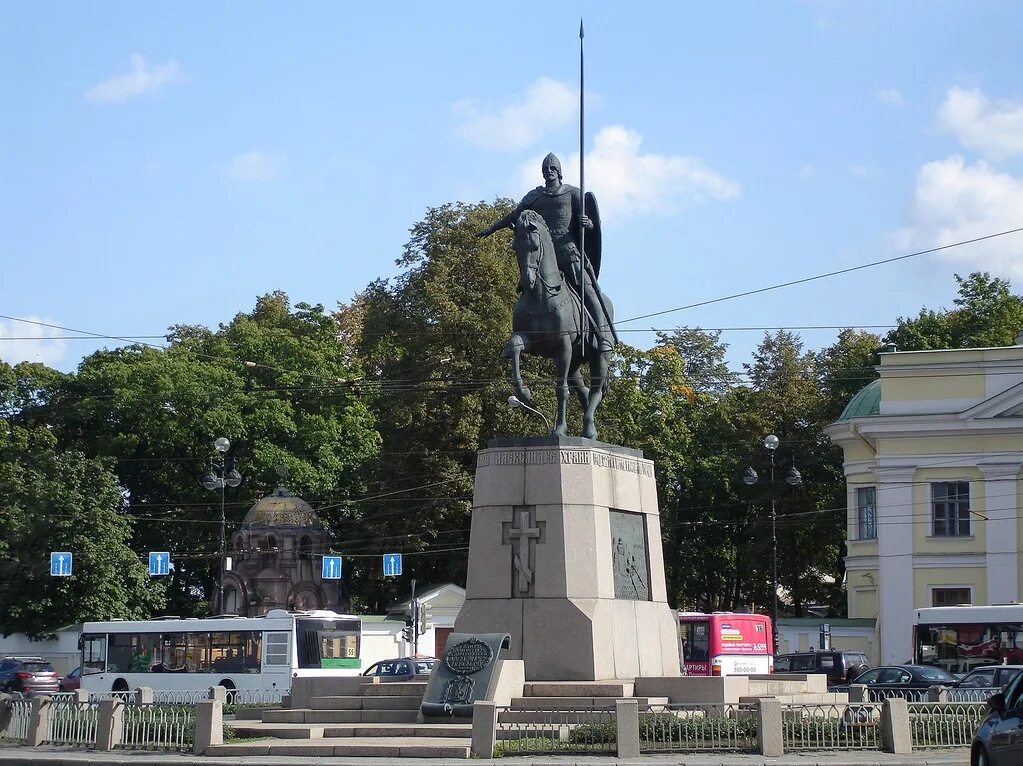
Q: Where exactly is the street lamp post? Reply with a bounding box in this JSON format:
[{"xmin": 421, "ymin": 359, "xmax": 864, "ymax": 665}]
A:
[
  {"xmin": 201, "ymin": 437, "xmax": 242, "ymax": 614},
  {"xmin": 743, "ymin": 434, "xmax": 802, "ymax": 656}
]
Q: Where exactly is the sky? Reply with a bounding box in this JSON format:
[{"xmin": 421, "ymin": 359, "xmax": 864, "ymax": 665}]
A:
[{"xmin": 3, "ymin": 1, "xmax": 1023, "ymax": 376}]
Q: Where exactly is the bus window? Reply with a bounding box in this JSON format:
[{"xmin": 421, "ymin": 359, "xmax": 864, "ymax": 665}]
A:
[
  {"xmin": 81, "ymin": 634, "xmax": 106, "ymax": 675},
  {"xmin": 685, "ymin": 621, "xmax": 710, "ymax": 662},
  {"xmin": 296, "ymin": 618, "xmax": 361, "ymax": 669}
]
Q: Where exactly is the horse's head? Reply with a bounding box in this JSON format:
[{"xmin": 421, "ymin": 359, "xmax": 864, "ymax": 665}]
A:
[{"xmin": 512, "ymin": 210, "xmax": 554, "ymax": 292}]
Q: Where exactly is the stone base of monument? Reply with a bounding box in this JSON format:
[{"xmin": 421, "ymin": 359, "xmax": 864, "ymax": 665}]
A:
[{"xmin": 454, "ymin": 437, "xmax": 681, "ymax": 682}]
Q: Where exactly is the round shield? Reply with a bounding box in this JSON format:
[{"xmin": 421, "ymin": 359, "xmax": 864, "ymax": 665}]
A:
[{"xmin": 583, "ymin": 191, "xmax": 602, "ymax": 279}]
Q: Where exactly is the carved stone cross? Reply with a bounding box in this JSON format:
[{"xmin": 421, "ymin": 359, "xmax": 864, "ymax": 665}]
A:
[{"xmin": 502, "ymin": 507, "xmax": 545, "ymax": 596}]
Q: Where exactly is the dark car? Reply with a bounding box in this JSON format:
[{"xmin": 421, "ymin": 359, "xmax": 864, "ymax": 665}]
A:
[
  {"xmin": 0, "ymin": 657, "xmax": 60, "ymax": 696},
  {"xmin": 851, "ymin": 664, "xmax": 958, "ymax": 701},
  {"xmin": 972, "ymin": 667, "xmax": 1023, "ymax": 765},
  {"xmin": 774, "ymin": 650, "xmax": 871, "ymax": 686},
  {"xmin": 361, "ymin": 658, "xmax": 437, "ymax": 679},
  {"xmin": 59, "ymin": 666, "xmax": 82, "ymax": 693},
  {"xmin": 949, "ymin": 665, "xmax": 1023, "ymax": 703}
]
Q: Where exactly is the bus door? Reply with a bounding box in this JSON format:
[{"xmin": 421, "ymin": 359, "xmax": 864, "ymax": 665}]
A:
[{"xmin": 262, "ymin": 630, "xmax": 291, "ymax": 685}]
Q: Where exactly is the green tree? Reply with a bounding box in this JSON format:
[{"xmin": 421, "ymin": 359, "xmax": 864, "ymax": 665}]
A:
[
  {"xmin": 0, "ymin": 360, "xmax": 162, "ymax": 637},
  {"xmin": 45, "ymin": 293, "xmax": 378, "ymax": 616},
  {"xmin": 886, "ymin": 272, "xmax": 1023, "ymax": 351},
  {"xmin": 352, "ymin": 199, "xmax": 567, "ymax": 609}
]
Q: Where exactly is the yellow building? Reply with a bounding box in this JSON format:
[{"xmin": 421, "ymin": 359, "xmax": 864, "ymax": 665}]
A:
[{"xmin": 825, "ymin": 344, "xmax": 1023, "ymax": 664}]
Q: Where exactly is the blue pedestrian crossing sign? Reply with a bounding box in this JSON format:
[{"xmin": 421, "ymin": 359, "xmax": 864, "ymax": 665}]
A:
[
  {"xmin": 50, "ymin": 551, "xmax": 73, "ymax": 577},
  {"xmin": 148, "ymin": 552, "xmax": 171, "ymax": 576},
  {"xmin": 383, "ymin": 553, "xmax": 402, "ymax": 577},
  {"xmin": 321, "ymin": 555, "xmax": 343, "ymax": 580}
]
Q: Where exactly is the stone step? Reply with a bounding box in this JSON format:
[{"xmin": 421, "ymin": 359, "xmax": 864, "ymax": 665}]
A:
[
  {"xmin": 310, "ymin": 694, "xmax": 422, "ymax": 710},
  {"xmin": 511, "ymin": 695, "xmax": 670, "ymax": 709},
  {"xmin": 206, "ymin": 736, "xmax": 471, "ymax": 759},
  {"xmin": 231, "ymin": 721, "xmax": 473, "ymax": 739},
  {"xmin": 263, "ymin": 708, "xmax": 420, "ymax": 724},
  {"xmin": 362, "ymin": 681, "xmax": 428, "ymax": 697},
  {"xmin": 523, "ymin": 681, "xmax": 634, "ymax": 697}
]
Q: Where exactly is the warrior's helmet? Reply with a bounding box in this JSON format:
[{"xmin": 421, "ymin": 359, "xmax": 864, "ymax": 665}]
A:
[{"xmin": 541, "ymin": 152, "xmax": 563, "ymax": 180}]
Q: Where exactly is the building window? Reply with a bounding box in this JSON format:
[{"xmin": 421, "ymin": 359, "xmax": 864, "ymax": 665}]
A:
[
  {"xmin": 932, "ymin": 482, "xmax": 971, "ymax": 537},
  {"xmin": 856, "ymin": 487, "xmax": 877, "ymax": 539},
  {"xmin": 932, "ymin": 587, "xmax": 971, "ymax": 607}
]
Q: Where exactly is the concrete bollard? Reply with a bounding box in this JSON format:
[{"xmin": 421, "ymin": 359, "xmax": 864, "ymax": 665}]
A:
[
  {"xmin": 26, "ymin": 696, "xmax": 52, "ymax": 747},
  {"xmin": 135, "ymin": 687, "xmax": 155, "ymax": 705},
  {"xmin": 848, "ymin": 684, "xmax": 867, "ymax": 702},
  {"xmin": 615, "ymin": 699, "xmax": 640, "ymax": 758},
  {"xmin": 193, "ymin": 699, "xmax": 223, "ymax": 755},
  {"xmin": 755, "ymin": 697, "xmax": 783, "ymax": 757},
  {"xmin": 208, "ymin": 686, "xmax": 228, "ymax": 703},
  {"xmin": 470, "ymin": 700, "xmax": 498, "ymax": 758},
  {"xmin": 881, "ymin": 697, "xmax": 912, "ymax": 754},
  {"xmin": 73, "ymin": 689, "xmax": 89, "ymax": 704},
  {"xmin": 95, "ymin": 697, "xmax": 125, "ymax": 751}
]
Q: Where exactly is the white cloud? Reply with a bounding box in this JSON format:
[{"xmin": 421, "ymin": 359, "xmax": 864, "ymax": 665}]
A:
[
  {"xmin": 938, "ymin": 87, "xmax": 1023, "ymax": 160},
  {"xmin": 0, "ymin": 317, "xmax": 68, "ymax": 366},
  {"xmin": 453, "ymin": 78, "xmax": 576, "ymax": 150},
  {"xmin": 227, "ymin": 151, "xmax": 286, "ymax": 182},
  {"xmin": 875, "ymin": 86, "xmax": 904, "ymax": 107},
  {"xmin": 894, "ymin": 156, "xmax": 1023, "ymax": 278},
  {"xmin": 511, "ymin": 125, "xmax": 741, "ymax": 221},
  {"xmin": 799, "ymin": 164, "xmax": 816, "ymax": 178},
  {"xmin": 83, "ymin": 54, "xmax": 182, "ymax": 104}
]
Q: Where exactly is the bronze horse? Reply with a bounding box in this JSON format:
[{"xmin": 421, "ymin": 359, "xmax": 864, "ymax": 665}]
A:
[{"xmin": 503, "ymin": 210, "xmax": 613, "ymax": 440}]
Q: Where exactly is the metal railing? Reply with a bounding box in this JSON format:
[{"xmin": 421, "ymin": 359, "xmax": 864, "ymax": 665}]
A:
[
  {"xmin": 120, "ymin": 705, "xmax": 195, "ymax": 751},
  {"xmin": 782, "ymin": 702, "xmax": 882, "ymax": 750},
  {"xmin": 908, "ymin": 701, "xmax": 989, "ymax": 748},
  {"xmin": 639, "ymin": 703, "xmax": 758, "ymax": 753},
  {"xmin": 0, "ymin": 697, "xmax": 32, "ymax": 743},
  {"xmin": 945, "ymin": 687, "xmax": 999, "ymax": 703},
  {"xmin": 863, "ymin": 688, "xmax": 930, "ymax": 703},
  {"xmin": 88, "ymin": 688, "xmax": 283, "ymax": 707},
  {"xmin": 494, "ymin": 707, "xmax": 616, "ymax": 755},
  {"xmin": 44, "ymin": 697, "xmax": 99, "ymax": 747},
  {"xmin": 89, "ymin": 691, "xmax": 137, "ymax": 705}
]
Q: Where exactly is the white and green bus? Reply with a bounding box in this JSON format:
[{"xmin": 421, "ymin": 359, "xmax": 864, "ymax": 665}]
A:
[{"xmin": 79, "ymin": 609, "xmax": 361, "ymax": 699}]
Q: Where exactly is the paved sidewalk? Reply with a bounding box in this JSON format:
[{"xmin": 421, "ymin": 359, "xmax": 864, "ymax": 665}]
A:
[{"xmin": 0, "ymin": 744, "xmax": 971, "ymax": 766}]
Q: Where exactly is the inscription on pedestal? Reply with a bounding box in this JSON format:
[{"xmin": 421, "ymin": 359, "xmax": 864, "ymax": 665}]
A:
[
  {"xmin": 502, "ymin": 506, "xmax": 546, "ymax": 597},
  {"xmin": 610, "ymin": 510, "xmax": 650, "ymax": 601},
  {"xmin": 478, "ymin": 448, "xmax": 654, "ymax": 476}
]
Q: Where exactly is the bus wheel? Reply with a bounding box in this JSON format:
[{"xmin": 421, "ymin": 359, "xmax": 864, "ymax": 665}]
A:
[
  {"xmin": 112, "ymin": 679, "xmax": 129, "ymax": 693},
  {"xmin": 218, "ymin": 680, "xmax": 237, "ymax": 704}
]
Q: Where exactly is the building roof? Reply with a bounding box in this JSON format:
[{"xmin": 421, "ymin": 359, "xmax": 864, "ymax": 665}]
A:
[
  {"xmin": 835, "ymin": 379, "xmax": 881, "ymax": 422},
  {"xmin": 242, "ymin": 486, "xmax": 321, "ymax": 527}
]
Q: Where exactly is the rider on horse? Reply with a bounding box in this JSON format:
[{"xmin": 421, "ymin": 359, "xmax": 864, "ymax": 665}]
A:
[{"xmin": 477, "ymin": 153, "xmax": 615, "ymax": 353}]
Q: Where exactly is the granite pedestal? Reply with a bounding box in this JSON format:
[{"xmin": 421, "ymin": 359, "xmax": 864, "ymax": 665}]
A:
[{"xmin": 454, "ymin": 437, "xmax": 681, "ymax": 681}]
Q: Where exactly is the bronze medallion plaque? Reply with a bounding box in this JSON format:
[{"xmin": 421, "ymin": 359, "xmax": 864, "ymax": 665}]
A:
[
  {"xmin": 610, "ymin": 510, "xmax": 650, "ymax": 601},
  {"xmin": 444, "ymin": 637, "xmax": 494, "ymax": 675}
]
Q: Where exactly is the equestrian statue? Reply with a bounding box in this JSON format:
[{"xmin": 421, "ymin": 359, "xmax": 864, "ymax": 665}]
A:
[{"xmin": 477, "ymin": 153, "xmax": 618, "ymax": 440}]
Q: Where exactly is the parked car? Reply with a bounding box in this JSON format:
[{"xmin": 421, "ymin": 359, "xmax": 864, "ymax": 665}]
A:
[
  {"xmin": 774, "ymin": 650, "xmax": 871, "ymax": 686},
  {"xmin": 972, "ymin": 667, "xmax": 1023, "ymax": 765},
  {"xmin": 59, "ymin": 666, "xmax": 82, "ymax": 693},
  {"xmin": 361, "ymin": 658, "xmax": 437, "ymax": 679},
  {"xmin": 0, "ymin": 657, "xmax": 60, "ymax": 696},
  {"xmin": 849, "ymin": 664, "xmax": 958, "ymax": 701},
  {"xmin": 948, "ymin": 665, "xmax": 1023, "ymax": 703}
]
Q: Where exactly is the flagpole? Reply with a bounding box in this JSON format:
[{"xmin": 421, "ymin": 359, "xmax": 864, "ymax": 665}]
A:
[{"xmin": 578, "ymin": 18, "xmax": 588, "ymax": 347}]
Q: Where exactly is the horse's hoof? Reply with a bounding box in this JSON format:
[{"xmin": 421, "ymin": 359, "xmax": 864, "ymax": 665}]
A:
[
  {"xmin": 553, "ymin": 426, "xmax": 568, "ymax": 437},
  {"xmin": 519, "ymin": 388, "xmax": 533, "ymax": 405},
  {"xmin": 582, "ymin": 426, "xmax": 597, "ymax": 440}
]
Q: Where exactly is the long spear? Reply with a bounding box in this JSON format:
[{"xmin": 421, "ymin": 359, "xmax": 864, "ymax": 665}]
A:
[{"xmin": 578, "ymin": 19, "xmax": 588, "ymax": 347}]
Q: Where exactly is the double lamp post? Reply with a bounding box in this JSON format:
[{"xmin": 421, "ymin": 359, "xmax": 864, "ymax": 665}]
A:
[
  {"xmin": 200, "ymin": 437, "xmax": 243, "ymax": 614},
  {"xmin": 742, "ymin": 434, "xmax": 802, "ymax": 656}
]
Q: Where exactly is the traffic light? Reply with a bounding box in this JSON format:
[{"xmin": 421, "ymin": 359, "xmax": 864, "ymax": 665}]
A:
[
  {"xmin": 418, "ymin": 602, "xmax": 432, "ymax": 635},
  {"xmin": 401, "ymin": 625, "xmax": 413, "ymax": 643}
]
